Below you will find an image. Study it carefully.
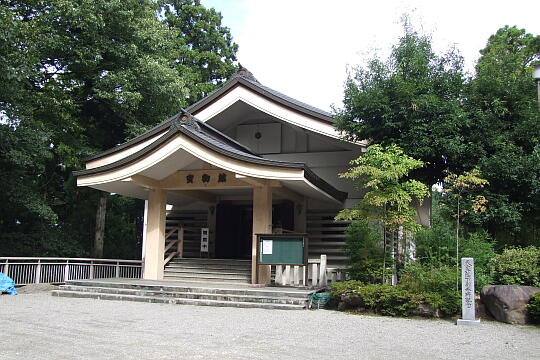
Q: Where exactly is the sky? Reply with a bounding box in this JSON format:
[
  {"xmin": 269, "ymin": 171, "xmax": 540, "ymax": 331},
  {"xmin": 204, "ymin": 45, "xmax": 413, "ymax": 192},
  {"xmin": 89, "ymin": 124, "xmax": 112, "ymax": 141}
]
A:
[{"xmin": 202, "ymin": 0, "xmax": 539, "ymax": 111}]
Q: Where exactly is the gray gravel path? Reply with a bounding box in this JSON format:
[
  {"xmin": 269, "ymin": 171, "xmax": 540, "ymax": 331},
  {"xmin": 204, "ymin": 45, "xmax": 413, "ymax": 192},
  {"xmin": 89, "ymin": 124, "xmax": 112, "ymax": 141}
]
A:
[{"xmin": 1, "ymin": 292, "xmax": 539, "ymax": 359}]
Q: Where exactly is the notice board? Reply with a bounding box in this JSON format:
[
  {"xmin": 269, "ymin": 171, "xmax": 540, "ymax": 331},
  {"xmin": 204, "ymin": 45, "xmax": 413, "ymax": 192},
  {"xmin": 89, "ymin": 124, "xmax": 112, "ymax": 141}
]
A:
[{"xmin": 257, "ymin": 234, "xmax": 307, "ymax": 266}]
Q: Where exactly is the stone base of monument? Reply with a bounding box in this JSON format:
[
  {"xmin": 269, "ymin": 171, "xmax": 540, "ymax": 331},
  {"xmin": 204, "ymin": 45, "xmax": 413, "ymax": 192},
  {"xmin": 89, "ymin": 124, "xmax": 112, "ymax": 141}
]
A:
[{"xmin": 456, "ymin": 319, "xmax": 481, "ymax": 326}]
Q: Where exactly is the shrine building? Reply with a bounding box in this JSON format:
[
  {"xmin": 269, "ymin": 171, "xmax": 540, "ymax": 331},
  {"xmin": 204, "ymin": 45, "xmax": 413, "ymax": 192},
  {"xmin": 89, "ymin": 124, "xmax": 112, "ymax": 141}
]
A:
[{"xmin": 74, "ymin": 68, "xmax": 430, "ymax": 284}]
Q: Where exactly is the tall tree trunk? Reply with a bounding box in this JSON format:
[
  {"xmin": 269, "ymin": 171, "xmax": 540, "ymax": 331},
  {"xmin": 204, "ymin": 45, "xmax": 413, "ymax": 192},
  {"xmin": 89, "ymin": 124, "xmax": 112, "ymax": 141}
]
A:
[{"xmin": 93, "ymin": 191, "xmax": 108, "ymax": 258}]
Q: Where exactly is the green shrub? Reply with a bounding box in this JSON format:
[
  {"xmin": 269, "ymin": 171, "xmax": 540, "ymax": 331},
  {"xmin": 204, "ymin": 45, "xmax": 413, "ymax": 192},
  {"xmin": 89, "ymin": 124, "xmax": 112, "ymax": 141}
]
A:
[
  {"xmin": 331, "ymin": 279, "xmax": 461, "ymax": 317},
  {"xmin": 528, "ymin": 292, "xmax": 540, "ymax": 323},
  {"xmin": 330, "ymin": 280, "xmax": 363, "ymax": 297},
  {"xmin": 415, "ymin": 208, "xmax": 455, "ymax": 266},
  {"xmin": 490, "ymin": 246, "xmax": 540, "ymax": 287},
  {"xmin": 399, "ymin": 263, "xmax": 461, "ymax": 316},
  {"xmin": 400, "ymin": 263, "xmax": 456, "ymax": 294},
  {"xmin": 421, "ymin": 291, "xmax": 461, "ymax": 316},
  {"xmin": 357, "ymin": 284, "xmax": 421, "ymax": 317},
  {"xmin": 460, "ymin": 231, "xmax": 495, "ymax": 288},
  {"xmin": 415, "ymin": 204, "xmax": 495, "ymax": 290},
  {"xmin": 344, "ymin": 221, "xmax": 386, "ymax": 284}
]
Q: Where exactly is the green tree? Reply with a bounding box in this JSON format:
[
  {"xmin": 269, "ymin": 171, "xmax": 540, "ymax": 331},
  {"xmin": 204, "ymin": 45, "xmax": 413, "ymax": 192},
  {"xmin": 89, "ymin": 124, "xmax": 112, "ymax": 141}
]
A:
[
  {"xmin": 0, "ymin": 0, "xmax": 238, "ymax": 258},
  {"xmin": 0, "ymin": 2, "xmax": 61, "ymax": 255},
  {"xmin": 336, "ymin": 22, "xmax": 540, "ymax": 247},
  {"xmin": 160, "ymin": 0, "xmax": 238, "ymax": 102},
  {"xmin": 336, "ymin": 21, "xmax": 468, "ymax": 186},
  {"xmin": 466, "ymin": 26, "xmax": 540, "ymax": 245},
  {"xmin": 337, "ymin": 144, "xmax": 429, "ymax": 282}
]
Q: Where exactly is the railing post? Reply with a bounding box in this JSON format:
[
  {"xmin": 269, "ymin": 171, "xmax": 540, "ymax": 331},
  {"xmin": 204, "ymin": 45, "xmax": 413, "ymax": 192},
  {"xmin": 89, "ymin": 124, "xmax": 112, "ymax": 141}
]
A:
[
  {"xmin": 3, "ymin": 260, "xmax": 9, "ymax": 276},
  {"xmin": 284, "ymin": 265, "xmax": 291, "ymax": 286},
  {"xmin": 178, "ymin": 227, "xmax": 184, "ymax": 258},
  {"xmin": 275, "ymin": 265, "xmax": 282, "ymax": 284},
  {"xmin": 64, "ymin": 261, "xmax": 70, "ymax": 282},
  {"xmin": 90, "ymin": 261, "xmax": 94, "ymax": 279},
  {"xmin": 115, "ymin": 261, "xmax": 120, "ymax": 278},
  {"xmin": 35, "ymin": 259, "xmax": 41, "ymax": 284},
  {"xmin": 319, "ymin": 254, "xmax": 327, "ymax": 287}
]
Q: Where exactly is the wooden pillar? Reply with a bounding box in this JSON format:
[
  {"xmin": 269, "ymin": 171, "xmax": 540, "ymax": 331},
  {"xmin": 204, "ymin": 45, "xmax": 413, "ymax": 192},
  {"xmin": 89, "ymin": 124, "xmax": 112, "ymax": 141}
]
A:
[
  {"xmin": 294, "ymin": 198, "xmax": 307, "ymax": 233},
  {"xmin": 143, "ymin": 188, "xmax": 167, "ymax": 280},
  {"xmin": 252, "ymin": 185, "xmax": 272, "ymax": 284}
]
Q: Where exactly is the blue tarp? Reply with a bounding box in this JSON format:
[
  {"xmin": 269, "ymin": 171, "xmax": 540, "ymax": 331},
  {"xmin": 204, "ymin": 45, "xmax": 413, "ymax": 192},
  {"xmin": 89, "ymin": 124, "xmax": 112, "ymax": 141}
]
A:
[{"xmin": 0, "ymin": 273, "xmax": 17, "ymax": 295}]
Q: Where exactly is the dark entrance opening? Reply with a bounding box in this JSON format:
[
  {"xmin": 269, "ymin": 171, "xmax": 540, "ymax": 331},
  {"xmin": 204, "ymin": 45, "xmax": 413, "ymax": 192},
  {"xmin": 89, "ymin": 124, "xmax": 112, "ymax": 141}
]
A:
[
  {"xmin": 215, "ymin": 204, "xmax": 252, "ymax": 259},
  {"xmin": 214, "ymin": 200, "xmax": 295, "ymax": 259},
  {"xmin": 272, "ymin": 201, "xmax": 294, "ymax": 231}
]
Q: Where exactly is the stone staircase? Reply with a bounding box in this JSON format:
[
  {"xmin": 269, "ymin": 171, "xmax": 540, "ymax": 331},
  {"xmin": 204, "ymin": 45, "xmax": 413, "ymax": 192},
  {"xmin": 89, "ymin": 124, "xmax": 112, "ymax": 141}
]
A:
[
  {"xmin": 164, "ymin": 258, "xmax": 251, "ymax": 284},
  {"xmin": 51, "ymin": 278, "xmax": 313, "ymax": 310}
]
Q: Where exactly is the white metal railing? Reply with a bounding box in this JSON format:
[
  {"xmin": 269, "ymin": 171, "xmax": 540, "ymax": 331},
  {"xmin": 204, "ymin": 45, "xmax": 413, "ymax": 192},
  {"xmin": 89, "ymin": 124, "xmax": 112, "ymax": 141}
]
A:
[
  {"xmin": 271, "ymin": 254, "xmax": 347, "ymax": 287},
  {"xmin": 0, "ymin": 257, "xmax": 142, "ymax": 285}
]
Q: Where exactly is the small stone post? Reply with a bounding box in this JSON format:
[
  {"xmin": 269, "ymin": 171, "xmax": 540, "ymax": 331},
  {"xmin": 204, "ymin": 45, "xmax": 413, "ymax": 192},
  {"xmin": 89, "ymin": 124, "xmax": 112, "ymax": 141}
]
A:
[{"xmin": 457, "ymin": 257, "xmax": 480, "ymax": 326}]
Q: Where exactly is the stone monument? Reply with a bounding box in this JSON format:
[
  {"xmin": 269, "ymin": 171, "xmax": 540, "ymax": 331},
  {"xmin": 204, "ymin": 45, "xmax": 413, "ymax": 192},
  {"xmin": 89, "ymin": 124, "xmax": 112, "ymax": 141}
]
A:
[{"xmin": 457, "ymin": 257, "xmax": 481, "ymax": 325}]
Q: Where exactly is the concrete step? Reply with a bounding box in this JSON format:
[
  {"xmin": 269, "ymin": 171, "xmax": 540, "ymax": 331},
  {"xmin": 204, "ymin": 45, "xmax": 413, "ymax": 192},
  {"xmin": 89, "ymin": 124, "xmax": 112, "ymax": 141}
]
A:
[
  {"xmin": 160, "ymin": 278, "xmax": 252, "ymax": 286},
  {"xmin": 56, "ymin": 285, "xmax": 308, "ymax": 305},
  {"xmin": 163, "ymin": 273, "xmax": 250, "ymax": 283},
  {"xmin": 52, "ymin": 290, "xmax": 306, "ymax": 310},
  {"xmin": 168, "ymin": 259, "xmax": 250, "ymax": 265},
  {"xmin": 166, "ymin": 263, "xmax": 251, "ymax": 271},
  {"xmin": 164, "ymin": 269, "xmax": 250, "ymax": 276},
  {"xmin": 64, "ymin": 280, "xmax": 313, "ymax": 298},
  {"xmin": 165, "ymin": 259, "xmax": 252, "ymax": 282},
  {"xmin": 165, "ymin": 263, "xmax": 250, "ymax": 269}
]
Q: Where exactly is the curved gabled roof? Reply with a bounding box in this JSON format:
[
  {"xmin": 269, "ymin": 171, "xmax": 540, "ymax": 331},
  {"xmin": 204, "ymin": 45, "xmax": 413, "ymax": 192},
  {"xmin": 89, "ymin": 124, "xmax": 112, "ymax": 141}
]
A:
[
  {"xmin": 84, "ymin": 67, "xmax": 345, "ymax": 163},
  {"xmin": 186, "ymin": 67, "xmax": 335, "ymax": 124},
  {"xmin": 75, "ymin": 111, "xmax": 347, "ymax": 203}
]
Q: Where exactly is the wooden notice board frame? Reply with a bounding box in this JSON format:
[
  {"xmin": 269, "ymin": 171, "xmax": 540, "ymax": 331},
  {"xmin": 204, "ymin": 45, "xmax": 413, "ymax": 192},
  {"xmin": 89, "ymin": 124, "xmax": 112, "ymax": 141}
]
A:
[{"xmin": 256, "ymin": 233, "xmax": 308, "ymax": 268}]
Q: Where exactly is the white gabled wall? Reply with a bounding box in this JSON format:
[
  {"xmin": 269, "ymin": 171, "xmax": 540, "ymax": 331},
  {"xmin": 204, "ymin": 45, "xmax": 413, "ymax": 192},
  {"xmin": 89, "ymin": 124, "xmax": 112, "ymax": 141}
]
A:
[{"xmin": 192, "ymin": 86, "xmax": 348, "ymax": 141}]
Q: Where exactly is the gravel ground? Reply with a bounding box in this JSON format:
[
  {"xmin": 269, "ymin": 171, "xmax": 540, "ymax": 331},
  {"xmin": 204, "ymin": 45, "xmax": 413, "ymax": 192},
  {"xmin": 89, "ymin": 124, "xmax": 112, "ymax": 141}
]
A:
[{"xmin": 1, "ymin": 292, "xmax": 539, "ymax": 360}]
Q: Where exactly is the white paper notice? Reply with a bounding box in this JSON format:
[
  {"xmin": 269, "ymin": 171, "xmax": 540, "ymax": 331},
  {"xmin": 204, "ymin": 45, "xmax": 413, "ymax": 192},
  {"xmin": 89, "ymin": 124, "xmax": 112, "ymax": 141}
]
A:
[{"xmin": 262, "ymin": 240, "xmax": 273, "ymax": 255}]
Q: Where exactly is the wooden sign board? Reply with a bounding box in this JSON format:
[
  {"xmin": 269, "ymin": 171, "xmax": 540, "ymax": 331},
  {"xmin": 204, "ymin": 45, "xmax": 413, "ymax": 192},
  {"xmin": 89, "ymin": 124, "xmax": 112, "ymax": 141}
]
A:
[{"xmin": 200, "ymin": 227, "xmax": 209, "ymax": 253}]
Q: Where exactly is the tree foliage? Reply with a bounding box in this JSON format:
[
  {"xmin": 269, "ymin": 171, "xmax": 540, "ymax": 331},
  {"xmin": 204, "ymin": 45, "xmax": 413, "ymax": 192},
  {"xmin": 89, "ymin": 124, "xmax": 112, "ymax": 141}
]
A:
[
  {"xmin": 465, "ymin": 26, "xmax": 540, "ymax": 244},
  {"xmin": 161, "ymin": 0, "xmax": 238, "ymax": 102},
  {"xmin": 337, "ymin": 144, "xmax": 428, "ymax": 233},
  {"xmin": 343, "ymin": 220, "xmax": 387, "ymax": 283},
  {"xmin": 336, "ymin": 21, "xmax": 469, "ymax": 185},
  {"xmin": 0, "ymin": 0, "xmax": 237, "ymax": 257},
  {"xmin": 337, "ymin": 22, "xmax": 540, "ymax": 246}
]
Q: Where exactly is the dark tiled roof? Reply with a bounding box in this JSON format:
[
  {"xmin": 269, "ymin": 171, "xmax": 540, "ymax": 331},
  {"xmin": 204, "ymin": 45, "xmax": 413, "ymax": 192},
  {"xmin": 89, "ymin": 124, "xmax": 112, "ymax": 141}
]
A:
[
  {"xmin": 85, "ymin": 67, "xmax": 335, "ymax": 163},
  {"xmin": 171, "ymin": 111, "xmax": 307, "ymax": 169},
  {"xmin": 75, "ymin": 109, "xmax": 347, "ymax": 202}
]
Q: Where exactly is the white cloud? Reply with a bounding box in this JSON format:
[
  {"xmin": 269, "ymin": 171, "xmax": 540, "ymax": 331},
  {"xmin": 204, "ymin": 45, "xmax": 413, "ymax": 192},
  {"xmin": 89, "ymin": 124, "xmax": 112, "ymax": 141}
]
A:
[{"xmin": 207, "ymin": 0, "xmax": 540, "ymax": 111}]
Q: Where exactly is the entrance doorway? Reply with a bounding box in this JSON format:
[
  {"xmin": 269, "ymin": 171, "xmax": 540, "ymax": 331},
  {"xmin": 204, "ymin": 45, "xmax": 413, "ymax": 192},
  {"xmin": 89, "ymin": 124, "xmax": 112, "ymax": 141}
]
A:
[
  {"xmin": 214, "ymin": 201, "xmax": 295, "ymax": 260},
  {"xmin": 215, "ymin": 204, "xmax": 253, "ymax": 259}
]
